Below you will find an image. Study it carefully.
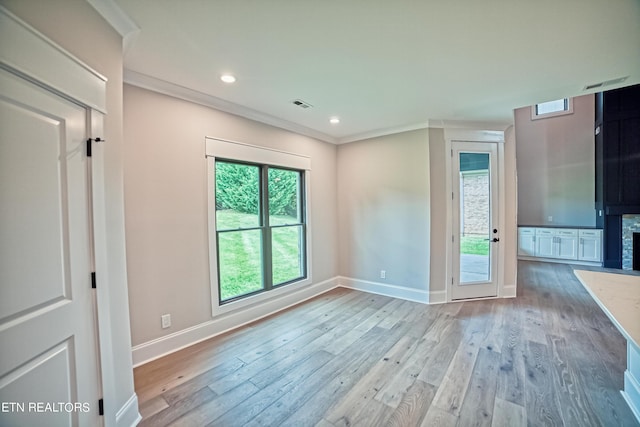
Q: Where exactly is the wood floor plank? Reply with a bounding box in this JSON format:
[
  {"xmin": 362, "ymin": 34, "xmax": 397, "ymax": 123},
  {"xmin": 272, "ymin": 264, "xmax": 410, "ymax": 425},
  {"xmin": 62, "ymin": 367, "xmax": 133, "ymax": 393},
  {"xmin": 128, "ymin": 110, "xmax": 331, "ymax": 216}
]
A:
[
  {"xmin": 457, "ymin": 347, "xmax": 501, "ymax": 427},
  {"xmin": 268, "ymin": 325, "xmax": 412, "ymax": 427},
  {"xmin": 546, "ymin": 334, "xmax": 601, "ymax": 426},
  {"xmin": 385, "ymin": 379, "xmax": 436, "ymax": 427},
  {"xmin": 418, "ymin": 319, "xmax": 464, "ymax": 386},
  {"xmin": 134, "ymin": 261, "xmax": 639, "ymax": 427},
  {"xmin": 142, "ymin": 386, "xmax": 218, "ymax": 427},
  {"xmin": 374, "ymin": 337, "xmax": 437, "ymax": 408},
  {"xmin": 138, "ymin": 395, "xmax": 169, "ymax": 420},
  {"xmin": 523, "ymin": 340, "xmax": 563, "ymax": 427},
  {"xmin": 491, "ymin": 398, "xmax": 525, "ymax": 427},
  {"xmin": 161, "ymin": 358, "xmax": 244, "ymax": 405},
  {"xmin": 429, "ymin": 340, "xmax": 479, "ymax": 416},
  {"xmin": 323, "ymin": 334, "xmax": 419, "ymax": 425},
  {"xmin": 167, "ymin": 381, "xmax": 259, "ymax": 427},
  {"xmin": 420, "ymin": 406, "xmax": 458, "ymax": 427},
  {"xmin": 210, "ymin": 350, "xmax": 335, "ymax": 427},
  {"xmin": 495, "ymin": 300, "xmax": 526, "ymax": 406}
]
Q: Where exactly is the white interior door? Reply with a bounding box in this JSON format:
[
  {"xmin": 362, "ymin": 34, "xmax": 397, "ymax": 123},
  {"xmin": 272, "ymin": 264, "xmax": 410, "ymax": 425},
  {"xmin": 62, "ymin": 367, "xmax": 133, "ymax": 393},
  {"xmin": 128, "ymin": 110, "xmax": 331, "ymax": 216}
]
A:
[
  {"xmin": 451, "ymin": 141, "xmax": 499, "ymax": 300},
  {"xmin": 0, "ymin": 69, "xmax": 101, "ymax": 426}
]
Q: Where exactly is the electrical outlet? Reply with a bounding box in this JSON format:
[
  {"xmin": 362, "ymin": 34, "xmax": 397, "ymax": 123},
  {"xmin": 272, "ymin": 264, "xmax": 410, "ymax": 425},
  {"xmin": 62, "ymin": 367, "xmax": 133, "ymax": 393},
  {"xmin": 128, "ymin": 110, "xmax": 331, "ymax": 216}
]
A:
[
  {"xmin": 548, "ymin": 216, "xmax": 553, "ymax": 222},
  {"xmin": 380, "ymin": 270, "xmax": 386, "ymax": 279},
  {"xmin": 161, "ymin": 314, "xmax": 171, "ymax": 329}
]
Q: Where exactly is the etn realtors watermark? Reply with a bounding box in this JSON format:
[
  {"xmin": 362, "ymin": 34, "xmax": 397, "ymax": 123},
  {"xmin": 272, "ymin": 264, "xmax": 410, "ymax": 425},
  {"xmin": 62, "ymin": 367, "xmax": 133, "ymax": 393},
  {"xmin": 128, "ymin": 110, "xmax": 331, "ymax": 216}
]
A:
[{"xmin": 1, "ymin": 401, "xmax": 91, "ymax": 413}]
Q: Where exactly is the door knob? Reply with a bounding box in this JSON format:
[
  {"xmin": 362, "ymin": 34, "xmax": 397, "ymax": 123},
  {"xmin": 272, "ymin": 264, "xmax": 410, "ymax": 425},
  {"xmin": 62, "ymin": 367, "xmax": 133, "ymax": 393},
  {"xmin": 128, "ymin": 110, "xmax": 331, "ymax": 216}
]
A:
[{"xmin": 492, "ymin": 238, "xmax": 500, "ymax": 242}]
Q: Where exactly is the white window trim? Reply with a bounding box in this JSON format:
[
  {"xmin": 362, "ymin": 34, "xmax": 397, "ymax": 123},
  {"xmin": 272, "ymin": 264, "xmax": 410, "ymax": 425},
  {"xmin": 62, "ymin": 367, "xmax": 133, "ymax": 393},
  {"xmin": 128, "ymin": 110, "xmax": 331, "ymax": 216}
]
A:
[
  {"xmin": 205, "ymin": 137, "xmax": 312, "ymax": 316},
  {"xmin": 531, "ymin": 98, "xmax": 574, "ymax": 120}
]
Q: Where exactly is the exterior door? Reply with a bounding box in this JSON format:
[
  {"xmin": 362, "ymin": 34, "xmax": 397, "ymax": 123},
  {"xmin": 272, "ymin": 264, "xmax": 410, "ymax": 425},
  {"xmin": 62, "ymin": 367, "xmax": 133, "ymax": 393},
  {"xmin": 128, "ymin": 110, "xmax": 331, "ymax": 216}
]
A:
[
  {"xmin": 0, "ymin": 69, "xmax": 101, "ymax": 425},
  {"xmin": 451, "ymin": 141, "xmax": 499, "ymax": 300}
]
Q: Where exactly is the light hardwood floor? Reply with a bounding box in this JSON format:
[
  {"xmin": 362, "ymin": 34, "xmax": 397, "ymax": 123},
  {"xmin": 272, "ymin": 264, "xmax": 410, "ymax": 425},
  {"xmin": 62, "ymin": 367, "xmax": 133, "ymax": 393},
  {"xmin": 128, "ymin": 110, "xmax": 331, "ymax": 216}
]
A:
[{"xmin": 134, "ymin": 261, "xmax": 640, "ymax": 426}]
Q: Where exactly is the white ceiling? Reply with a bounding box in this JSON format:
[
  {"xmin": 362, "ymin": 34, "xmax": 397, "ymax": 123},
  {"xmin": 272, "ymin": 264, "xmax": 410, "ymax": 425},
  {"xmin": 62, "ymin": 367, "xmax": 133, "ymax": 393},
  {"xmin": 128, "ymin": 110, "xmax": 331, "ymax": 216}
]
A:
[{"xmin": 113, "ymin": 0, "xmax": 640, "ymax": 143}]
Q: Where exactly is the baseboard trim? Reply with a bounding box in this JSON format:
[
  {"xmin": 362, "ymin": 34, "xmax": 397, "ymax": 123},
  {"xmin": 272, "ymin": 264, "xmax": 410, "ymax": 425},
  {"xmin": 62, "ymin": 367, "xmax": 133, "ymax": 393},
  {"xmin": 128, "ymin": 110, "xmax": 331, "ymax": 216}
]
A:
[
  {"xmin": 502, "ymin": 284, "xmax": 517, "ymax": 298},
  {"xmin": 132, "ymin": 277, "xmax": 338, "ymax": 367},
  {"xmin": 115, "ymin": 393, "xmax": 141, "ymax": 427},
  {"xmin": 428, "ymin": 290, "xmax": 447, "ymax": 304},
  {"xmin": 518, "ymin": 256, "xmax": 602, "ymax": 267},
  {"xmin": 338, "ymin": 276, "xmax": 430, "ymax": 304}
]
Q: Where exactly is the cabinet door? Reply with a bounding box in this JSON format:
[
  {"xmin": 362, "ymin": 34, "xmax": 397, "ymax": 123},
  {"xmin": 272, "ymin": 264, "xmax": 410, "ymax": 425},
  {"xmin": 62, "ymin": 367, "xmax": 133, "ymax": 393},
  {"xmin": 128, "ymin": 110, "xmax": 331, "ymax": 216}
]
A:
[
  {"xmin": 536, "ymin": 231, "xmax": 555, "ymax": 258},
  {"xmin": 518, "ymin": 229, "xmax": 536, "ymax": 256},
  {"xmin": 555, "ymin": 230, "xmax": 578, "ymax": 259},
  {"xmin": 578, "ymin": 231, "xmax": 602, "ymax": 262}
]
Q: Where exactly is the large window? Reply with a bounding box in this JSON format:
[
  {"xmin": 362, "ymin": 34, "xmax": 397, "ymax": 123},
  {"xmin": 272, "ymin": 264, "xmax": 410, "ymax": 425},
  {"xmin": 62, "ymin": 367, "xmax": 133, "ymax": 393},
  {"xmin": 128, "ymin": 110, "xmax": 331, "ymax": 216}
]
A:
[
  {"xmin": 207, "ymin": 140, "xmax": 308, "ymax": 307},
  {"xmin": 213, "ymin": 159, "xmax": 306, "ymax": 303}
]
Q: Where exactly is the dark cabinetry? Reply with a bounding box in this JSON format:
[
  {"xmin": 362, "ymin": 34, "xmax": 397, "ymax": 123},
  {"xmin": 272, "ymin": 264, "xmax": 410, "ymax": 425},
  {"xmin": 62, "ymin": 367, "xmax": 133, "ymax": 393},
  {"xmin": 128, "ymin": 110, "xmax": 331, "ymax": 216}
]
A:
[{"xmin": 595, "ymin": 84, "xmax": 640, "ymax": 267}]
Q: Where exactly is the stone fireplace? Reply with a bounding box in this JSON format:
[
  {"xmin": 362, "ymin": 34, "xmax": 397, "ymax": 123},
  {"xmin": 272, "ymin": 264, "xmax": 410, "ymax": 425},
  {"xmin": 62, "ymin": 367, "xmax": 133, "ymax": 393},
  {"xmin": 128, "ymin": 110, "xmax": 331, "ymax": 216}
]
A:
[{"xmin": 622, "ymin": 214, "xmax": 640, "ymax": 270}]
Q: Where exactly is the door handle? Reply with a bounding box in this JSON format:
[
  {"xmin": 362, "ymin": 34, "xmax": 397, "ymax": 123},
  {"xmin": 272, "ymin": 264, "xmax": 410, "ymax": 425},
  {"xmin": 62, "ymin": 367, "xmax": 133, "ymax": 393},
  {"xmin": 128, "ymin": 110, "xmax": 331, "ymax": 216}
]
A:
[{"xmin": 492, "ymin": 238, "xmax": 500, "ymax": 242}]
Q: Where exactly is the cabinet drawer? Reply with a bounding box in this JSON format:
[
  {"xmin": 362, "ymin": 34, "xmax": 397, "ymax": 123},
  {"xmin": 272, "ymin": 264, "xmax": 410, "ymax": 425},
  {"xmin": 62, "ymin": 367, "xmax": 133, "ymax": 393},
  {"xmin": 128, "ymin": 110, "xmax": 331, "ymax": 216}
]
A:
[
  {"xmin": 557, "ymin": 229, "xmax": 578, "ymax": 237},
  {"xmin": 535, "ymin": 229, "xmax": 555, "ymax": 236},
  {"xmin": 579, "ymin": 230, "xmax": 602, "ymax": 238},
  {"xmin": 518, "ymin": 228, "xmax": 535, "ymax": 235}
]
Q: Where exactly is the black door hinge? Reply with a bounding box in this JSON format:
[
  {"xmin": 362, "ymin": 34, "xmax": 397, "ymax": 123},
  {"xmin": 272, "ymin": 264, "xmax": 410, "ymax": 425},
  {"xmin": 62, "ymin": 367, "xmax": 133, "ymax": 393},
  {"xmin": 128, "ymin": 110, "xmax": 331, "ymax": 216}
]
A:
[
  {"xmin": 98, "ymin": 398, "xmax": 104, "ymax": 416},
  {"xmin": 86, "ymin": 137, "xmax": 104, "ymax": 157},
  {"xmin": 91, "ymin": 272, "xmax": 97, "ymax": 289}
]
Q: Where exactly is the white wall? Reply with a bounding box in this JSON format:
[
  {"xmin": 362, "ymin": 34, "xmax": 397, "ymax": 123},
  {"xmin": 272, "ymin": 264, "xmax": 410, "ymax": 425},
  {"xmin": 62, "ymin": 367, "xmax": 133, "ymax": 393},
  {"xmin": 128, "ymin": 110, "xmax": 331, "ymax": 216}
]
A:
[
  {"xmin": 515, "ymin": 94, "xmax": 596, "ymax": 227},
  {"xmin": 337, "ymin": 130, "xmax": 431, "ymax": 300},
  {"xmin": 0, "ymin": 0, "xmax": 137, "ymax": 424},
  {"xmin": 123, "ymin": 85, "xmax": 339, "ymax": 350}
]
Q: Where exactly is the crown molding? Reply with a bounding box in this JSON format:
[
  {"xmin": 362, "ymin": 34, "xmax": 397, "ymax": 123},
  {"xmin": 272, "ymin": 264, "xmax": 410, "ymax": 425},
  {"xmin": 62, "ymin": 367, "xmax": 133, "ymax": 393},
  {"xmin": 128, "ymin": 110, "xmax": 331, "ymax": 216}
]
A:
[
  {"xmin": 123, "ymin": 69, "xmax": 338, "ymax": 144},
  {"xmin": 336, "ymin": 121, "xmax": 431, "ymax": 144},
  {"xmin": 85, "ymin": 0, "xmax": 140, "ymax": 52}
]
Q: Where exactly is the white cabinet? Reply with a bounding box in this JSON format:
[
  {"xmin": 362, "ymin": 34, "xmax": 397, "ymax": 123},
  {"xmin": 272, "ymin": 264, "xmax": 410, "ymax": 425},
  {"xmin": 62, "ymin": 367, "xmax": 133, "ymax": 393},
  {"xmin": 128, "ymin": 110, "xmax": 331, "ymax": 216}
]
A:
[
  {"xmin": 534, "ymin": 229, "xmax": 578, "ymax": 260},
  {"xmin": 518, "ymin": 227, "xmax": 602, "ymax": 264},
  {"xmin": 535, "ymin": 229, "xmax": 556, "ymax": 258},
  {"xmin": 556, "ymin": 229, "xmax": 579, "ymax": 260},
  {"xmin": 517, "ymin": 228, "xmax": 536, "ymax": 256},
  {"xmin": 578, "ymin": 230, "xmax": 603, "ymax": 262}
]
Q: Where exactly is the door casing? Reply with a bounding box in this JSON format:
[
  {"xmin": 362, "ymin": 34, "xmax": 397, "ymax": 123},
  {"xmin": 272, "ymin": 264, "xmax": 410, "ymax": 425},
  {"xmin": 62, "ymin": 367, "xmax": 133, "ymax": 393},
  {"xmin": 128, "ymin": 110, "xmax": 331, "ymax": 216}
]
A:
[{"xmin": 444, "ymin": 129, "xmax": 506, "ymax": 302}]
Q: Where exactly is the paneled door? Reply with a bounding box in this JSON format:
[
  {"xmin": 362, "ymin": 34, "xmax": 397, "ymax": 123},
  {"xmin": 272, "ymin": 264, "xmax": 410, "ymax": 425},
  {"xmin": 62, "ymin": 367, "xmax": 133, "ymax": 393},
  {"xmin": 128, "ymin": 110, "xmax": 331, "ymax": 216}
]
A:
[
  {"xmin": 0, "ymin": 68, "xmax": 101, "ymax": 426},
  {"xmin": 451, "ymin": 141, "xmax": 499, "ymax": 300}
]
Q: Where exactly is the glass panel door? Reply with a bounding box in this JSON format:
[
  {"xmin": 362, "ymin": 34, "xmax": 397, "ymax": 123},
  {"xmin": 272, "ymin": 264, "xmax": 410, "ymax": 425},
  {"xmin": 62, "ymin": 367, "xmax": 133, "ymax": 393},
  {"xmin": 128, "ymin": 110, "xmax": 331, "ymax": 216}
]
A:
[{"xmin": 451, "ymin": 141, "xmax": 499, "ymax": 300}]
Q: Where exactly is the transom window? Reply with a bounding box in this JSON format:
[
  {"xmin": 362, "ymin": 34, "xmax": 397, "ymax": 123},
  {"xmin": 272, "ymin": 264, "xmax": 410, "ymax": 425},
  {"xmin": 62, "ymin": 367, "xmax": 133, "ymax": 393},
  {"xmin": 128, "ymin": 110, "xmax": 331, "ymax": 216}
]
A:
[
  {"xmin": 531, "ymin": 98, "xmax": 573, "ymax": 120},
  {"xmin": 214, "ymin": 160, "xmax": 306, "ymax": 303}
]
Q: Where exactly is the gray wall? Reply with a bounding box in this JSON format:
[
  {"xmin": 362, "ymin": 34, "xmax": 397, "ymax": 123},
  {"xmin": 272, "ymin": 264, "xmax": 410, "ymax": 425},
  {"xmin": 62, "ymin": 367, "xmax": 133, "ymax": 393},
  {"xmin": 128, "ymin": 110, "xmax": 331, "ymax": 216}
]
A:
[
  {"xmin": 515, "ymin": 94, "xmax": 596, "ymax": 227},
  {"xmin": 123, "ymin": 85, "xmax": 339, "ymax": 346},
  {"xmin": 337, "ymin": 129, "xmax": 431, "ymax": 290}
]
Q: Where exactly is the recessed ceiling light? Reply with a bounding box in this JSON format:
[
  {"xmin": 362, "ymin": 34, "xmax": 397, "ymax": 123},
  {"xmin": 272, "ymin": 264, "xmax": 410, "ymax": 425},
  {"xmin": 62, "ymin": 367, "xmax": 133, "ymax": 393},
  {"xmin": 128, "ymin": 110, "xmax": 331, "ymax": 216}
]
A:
[
  {"xmin": 220, "ymin": 74, "xmax": 236, "ymax": 83},
  {"xmin": 329, "ymin": 117, "xmax": 340, "ymax": 124}
]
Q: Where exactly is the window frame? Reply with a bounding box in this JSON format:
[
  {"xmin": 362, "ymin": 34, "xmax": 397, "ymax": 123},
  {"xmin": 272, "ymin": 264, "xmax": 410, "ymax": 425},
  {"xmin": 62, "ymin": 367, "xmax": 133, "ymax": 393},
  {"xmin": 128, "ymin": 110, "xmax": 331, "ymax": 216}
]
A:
[
  {"xmin": 531, "ymin": 98, "xmax": 573, "ymax": 120},
  {"xmin": 205, "ymin": 137, "xmax": 312, "ymax": 316}
]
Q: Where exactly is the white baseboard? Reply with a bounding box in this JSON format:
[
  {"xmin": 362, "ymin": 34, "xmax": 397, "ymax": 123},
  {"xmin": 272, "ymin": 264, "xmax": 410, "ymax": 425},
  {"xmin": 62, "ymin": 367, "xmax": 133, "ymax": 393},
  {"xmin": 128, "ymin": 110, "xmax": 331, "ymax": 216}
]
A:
[
  {"xmin": 115, "ymin": 393, "xmax": 141, "ymax": 427},
  {"xmin": 502, "ymin": 284, "xmax": 517, "ymax": 298},
  {"xmin": 132, "ymin": 277, "xmax": 338, "ymax": 367},
  {"xmin": 518, "ymin": 256, "xmax": 602, "ymax": 267},
  {"xmin": 338, "ymin": 276, "xmax": 431, "ymax": 304},
  {"xmin": 428, "ymin": 290, "xmax": 447, "ymax": 304}
]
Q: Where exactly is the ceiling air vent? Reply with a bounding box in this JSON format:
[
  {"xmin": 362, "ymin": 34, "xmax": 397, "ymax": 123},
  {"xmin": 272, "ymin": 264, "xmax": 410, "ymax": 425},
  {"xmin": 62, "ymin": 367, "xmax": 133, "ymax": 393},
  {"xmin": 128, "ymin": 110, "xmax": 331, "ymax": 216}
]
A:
[
  {"xmin": 292, "ymin": 99, "xmax": 313, "ymax": 109},
  {"xmin": 584, "ymin": 76, "xmax": 629, "ymax": 91}
]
